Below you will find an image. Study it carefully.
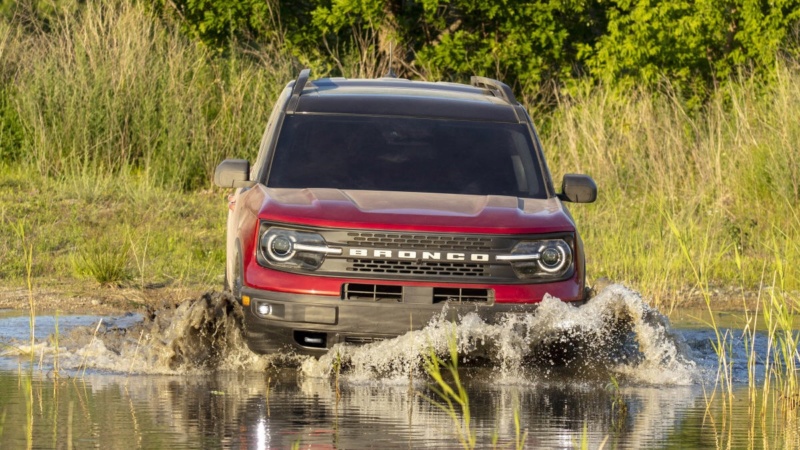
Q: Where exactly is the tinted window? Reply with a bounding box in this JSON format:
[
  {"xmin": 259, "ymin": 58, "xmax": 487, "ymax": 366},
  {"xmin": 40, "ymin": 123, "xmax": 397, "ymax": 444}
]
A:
[{"xmin": 267, "ymin": 114, "xmax": 546, "ymax": 198}]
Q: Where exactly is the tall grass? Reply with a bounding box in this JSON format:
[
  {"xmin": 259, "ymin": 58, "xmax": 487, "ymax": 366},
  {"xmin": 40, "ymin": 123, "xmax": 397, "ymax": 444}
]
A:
[
  {"xmin": 543, "ymin": 65, "xmax": 800, "ymax": 305},
  {"xmin": 2, "ymin": 0, "xmax": 292, "ymax": 190}
]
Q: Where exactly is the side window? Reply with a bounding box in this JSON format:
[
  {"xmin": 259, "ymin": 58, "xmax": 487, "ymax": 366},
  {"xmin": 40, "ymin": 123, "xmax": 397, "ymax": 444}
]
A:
[{"xmin": 251, "ymin": 88, "xmax": 291, "ymax": 180}]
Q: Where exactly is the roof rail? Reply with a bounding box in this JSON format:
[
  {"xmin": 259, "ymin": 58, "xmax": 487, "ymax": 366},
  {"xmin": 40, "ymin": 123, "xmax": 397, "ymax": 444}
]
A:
[
  {"xmin": 470, "ymin": 76, "xmax": 517, "ymax": 105},
  {"xmin": 286, "ymin": 68, "xmax": 311, "ymax": 113}
]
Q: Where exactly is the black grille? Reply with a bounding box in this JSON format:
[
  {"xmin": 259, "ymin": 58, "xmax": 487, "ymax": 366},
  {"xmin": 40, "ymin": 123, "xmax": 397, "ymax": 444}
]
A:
[
  {"xmin": 345, "ymin": 232, "xmax": 492, "ymax": 251},
  {"xmin": 341, "ymin": 283, "xmax": 494, "ymax": 304},
  {"xmin": 347, "ymin": 259, "xmax": 488, "ymax": 277},
  {"xmin": 343, "ymin": 283, "xmax": 403, "ymax": 301},
  {"xmin": 433, "ymin": 288, "xmax": 492, "ymax": 303}
]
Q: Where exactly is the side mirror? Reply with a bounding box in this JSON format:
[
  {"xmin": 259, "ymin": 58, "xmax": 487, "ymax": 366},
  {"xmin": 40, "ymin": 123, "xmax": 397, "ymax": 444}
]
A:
[
  {"xmin": 214, "ymin": 159, "xmax": 256, "ymax": 188},
  {"xmin": 559, "ymin": 174, "xmax": 597, "ymax": 203}
]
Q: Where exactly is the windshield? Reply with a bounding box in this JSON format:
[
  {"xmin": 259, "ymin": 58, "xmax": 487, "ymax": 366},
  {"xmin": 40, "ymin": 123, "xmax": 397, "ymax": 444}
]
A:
[{"xmin": 267, "ymin": 114, "xmax": 547, "ymax": 198}]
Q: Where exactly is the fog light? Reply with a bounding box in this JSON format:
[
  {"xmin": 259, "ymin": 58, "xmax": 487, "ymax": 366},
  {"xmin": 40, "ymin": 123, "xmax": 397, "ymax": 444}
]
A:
[{"xmin": 257, "ymin": 303, "xmax": 272, "ymax": 316}]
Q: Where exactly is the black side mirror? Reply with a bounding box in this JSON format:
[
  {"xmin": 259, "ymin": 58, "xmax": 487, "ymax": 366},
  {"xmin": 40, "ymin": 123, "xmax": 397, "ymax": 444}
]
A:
[
  {"xmin": 559, "ymin": 174, "xmax": 597, "ymax": 203},
  {"xmin": 214, "ymin": 159, "xmax": 255, "ymax": 188}
]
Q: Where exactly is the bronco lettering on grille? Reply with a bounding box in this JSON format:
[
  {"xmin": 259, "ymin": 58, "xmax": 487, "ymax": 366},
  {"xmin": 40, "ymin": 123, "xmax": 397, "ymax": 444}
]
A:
[{"xmin": 348, "ymin": 248, "xmax": 491, "ymax": 262}]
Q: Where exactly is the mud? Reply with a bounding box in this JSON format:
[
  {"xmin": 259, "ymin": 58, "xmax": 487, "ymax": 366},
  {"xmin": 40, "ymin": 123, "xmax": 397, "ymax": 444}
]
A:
[{"xmin": 0, "ymin": 283, "xmax": 207, "ymax": 315}]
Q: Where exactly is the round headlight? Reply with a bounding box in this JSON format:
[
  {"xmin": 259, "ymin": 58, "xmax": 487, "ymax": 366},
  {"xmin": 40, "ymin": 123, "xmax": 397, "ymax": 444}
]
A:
[
  {"xmin": 541, "ymin": 247, "xmax": 561, "ymax": 265},
  {"xmin": 536, "ymin": 242, "xmax": 569, "ymax": 273},
  {"xmin": 266, "ymin": 234, "xmax": 295, "ymax": 261},
  {"xmin": 505, "ymin": 238, "xmax": 573, "ymax": 279}
]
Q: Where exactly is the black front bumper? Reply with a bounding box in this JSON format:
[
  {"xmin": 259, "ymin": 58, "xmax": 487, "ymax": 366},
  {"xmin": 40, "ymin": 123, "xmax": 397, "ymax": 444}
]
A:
[{"xmin": 241, "ymin": 287, "xmax": 547, "ymax": 356}]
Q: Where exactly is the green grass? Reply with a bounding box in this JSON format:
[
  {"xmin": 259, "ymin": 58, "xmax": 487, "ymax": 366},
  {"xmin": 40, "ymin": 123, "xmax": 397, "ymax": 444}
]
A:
[
  {"xmin": 71, "ymin": 238, "xmax": 132, "ymax": 286},
  {"xmin": 0, "ymin": 164, "xmax": 227, "ymax": 290},
  {"xmin": 542, "ymin": 67, "xmax": 800, "ymax": 307},
  {"xmin": 1, "ymin": 0, "xmax": 291, "ymax": 190},
  {"xmin": 0, "ymin": 0, "xmax": 798, "ymax": 312}
]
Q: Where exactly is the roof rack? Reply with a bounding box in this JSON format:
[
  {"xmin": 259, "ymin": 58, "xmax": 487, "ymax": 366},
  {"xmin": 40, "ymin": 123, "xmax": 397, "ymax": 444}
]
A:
[
  {"xmin": 286, "ymin": 68, "xmax": 311, "ymax": 113},
  {"xmin": 470, "ymin": 76, "xmax": 517, "ymax": 105}
]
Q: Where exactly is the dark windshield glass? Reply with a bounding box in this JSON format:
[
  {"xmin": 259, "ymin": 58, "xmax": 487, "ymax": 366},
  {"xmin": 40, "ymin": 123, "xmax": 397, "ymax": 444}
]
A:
[{"xmin": 267, "ymin": 114, "xmax": 547, "ymax": 198}]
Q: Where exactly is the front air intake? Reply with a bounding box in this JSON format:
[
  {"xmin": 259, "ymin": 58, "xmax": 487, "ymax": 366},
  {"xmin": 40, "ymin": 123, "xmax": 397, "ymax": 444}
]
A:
[
  {"xmin": 433, "ymin": 288, "xmax": 493, "ymax": 303},
  {"xmin": 342, "ymin": 283, "xmax": 403, "ymax": 302}
]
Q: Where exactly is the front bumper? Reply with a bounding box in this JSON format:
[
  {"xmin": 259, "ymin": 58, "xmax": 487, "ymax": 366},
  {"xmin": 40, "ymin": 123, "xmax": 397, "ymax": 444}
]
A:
[{"xmin": 241, "ymin": 285, "xmax": 585, "ymax": 356}]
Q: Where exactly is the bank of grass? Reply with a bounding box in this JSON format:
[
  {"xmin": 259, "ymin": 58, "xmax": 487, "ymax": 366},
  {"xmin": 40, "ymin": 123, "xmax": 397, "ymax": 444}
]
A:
[
  {"xmin": 0, "ymin": 0, "xmax": 798, "ymax": 312},
  {"xmin": 0, "ymin": 163, "xmax": 227, "ymax": 291}
]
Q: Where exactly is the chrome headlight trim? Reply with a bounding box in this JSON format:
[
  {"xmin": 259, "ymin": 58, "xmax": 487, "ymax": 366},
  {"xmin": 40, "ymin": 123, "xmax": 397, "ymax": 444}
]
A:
[
  {"xmin": 503, "ymin": 238, "xmax": 573, "ymax": 280},
  {"xmin": 258, "ymin": 225, "xmax": 341, "ymax": 271}
]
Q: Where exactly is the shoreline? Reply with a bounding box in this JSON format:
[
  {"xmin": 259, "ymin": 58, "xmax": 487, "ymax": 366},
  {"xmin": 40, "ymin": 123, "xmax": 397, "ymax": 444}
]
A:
[{"xmin": 0, "ymin": 279, "xmax": 766, "ymax": 318}]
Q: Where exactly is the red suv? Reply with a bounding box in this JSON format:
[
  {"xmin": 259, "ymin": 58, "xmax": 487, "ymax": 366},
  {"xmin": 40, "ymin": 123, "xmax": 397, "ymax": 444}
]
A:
[{"xmin": 214, "ymin": 70, "xmax": 597, "ymax": 355}]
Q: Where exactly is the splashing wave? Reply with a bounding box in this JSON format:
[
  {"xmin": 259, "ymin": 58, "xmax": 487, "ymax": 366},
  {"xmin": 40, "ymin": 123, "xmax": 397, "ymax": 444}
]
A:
[{"xmin": 7, "ymin": 285, "xmax": 698, "ymax": 383}]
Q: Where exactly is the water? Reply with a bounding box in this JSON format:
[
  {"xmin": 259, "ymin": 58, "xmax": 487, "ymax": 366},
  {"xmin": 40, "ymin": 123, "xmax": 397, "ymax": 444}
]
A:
[{"xmin": 0, "ymin": 285, "xmax": 797, "ymax": 449}]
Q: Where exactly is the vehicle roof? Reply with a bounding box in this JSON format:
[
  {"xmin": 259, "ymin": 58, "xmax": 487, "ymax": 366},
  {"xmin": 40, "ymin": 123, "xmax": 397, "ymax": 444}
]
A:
[{"xmin": 289, "ymin": 77, "xmax": 524, "ymax": 123}]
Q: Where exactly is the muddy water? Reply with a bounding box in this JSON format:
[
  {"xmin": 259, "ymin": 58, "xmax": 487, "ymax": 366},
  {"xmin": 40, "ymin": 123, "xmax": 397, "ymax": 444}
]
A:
[{"xmin": 0, "ymin": 285, "xmax": 796, "ymax": 449}]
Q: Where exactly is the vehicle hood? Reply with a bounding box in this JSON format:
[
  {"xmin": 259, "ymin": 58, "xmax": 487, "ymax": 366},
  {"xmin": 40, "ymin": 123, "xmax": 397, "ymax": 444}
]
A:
[{"xmin": 251, "ymin": 187, "xmax": 576, "ymax": 234}]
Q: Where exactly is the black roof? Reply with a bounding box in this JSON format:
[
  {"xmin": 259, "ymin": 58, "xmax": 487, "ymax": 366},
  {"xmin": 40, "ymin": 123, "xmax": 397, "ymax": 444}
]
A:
[{"xmin": 285, "ymin": 72, "xmax": 525, "ymax": 123}]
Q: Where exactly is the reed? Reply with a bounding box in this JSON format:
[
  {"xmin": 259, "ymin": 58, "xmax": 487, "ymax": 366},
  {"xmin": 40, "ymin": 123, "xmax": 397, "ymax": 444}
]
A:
[
  {"xmin": 606, "ymin": 376, "xmax": 627, "ymax": 431},
  {"xmin": 79, "ymin": 319, "xmax": 103, "ymax": 377},
  {"xmin": 512, "ymin": 399, "xmax": 527, "ymax": 450},
  {"xmin": 332, "ymin": 349, "xmax": 343, "ymax": 402},
  {"xmin": 9, "ymin": 220, "xmax": 38, "ymax": 361},
  {"xmin": 762, "ymin": 275, "xmax": 800, "ymax": 411},
  {"xmin": 666, "ymin": 209, "xmax": 736, "ymax": 408},
  {"xmin": 52, "ymin": 311, "xmax": 59, "ymax": 377},
  {"xmin": 420, "ymin": 329, "xmax": 476, "ymax": 450}
]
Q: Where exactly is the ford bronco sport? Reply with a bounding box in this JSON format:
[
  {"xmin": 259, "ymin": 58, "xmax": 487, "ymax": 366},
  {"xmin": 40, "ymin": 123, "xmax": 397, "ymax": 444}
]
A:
[{"xmin": 214, "ymin": 69, "xmax": 597, "ymax": 355}]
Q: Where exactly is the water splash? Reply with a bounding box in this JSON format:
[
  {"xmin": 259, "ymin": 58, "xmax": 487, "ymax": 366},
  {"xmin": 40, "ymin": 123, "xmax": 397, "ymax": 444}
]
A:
[
  {"xmin": 8, "ymin": 292, "xmax": 296, "ymax": 374},
  {"xmin": 302, "ymin": 284, "xmax": 698, "ymax": 385},
  {"xmin": 2, "ymin": 285, "xmax": 697, "ymax": 383}
]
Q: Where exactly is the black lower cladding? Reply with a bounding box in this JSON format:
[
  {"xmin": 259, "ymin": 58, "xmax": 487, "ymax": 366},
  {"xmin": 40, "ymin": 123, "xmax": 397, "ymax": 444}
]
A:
[{"xmin": 241, "ymin": 286, "xmax": 539, "ymax": 356}]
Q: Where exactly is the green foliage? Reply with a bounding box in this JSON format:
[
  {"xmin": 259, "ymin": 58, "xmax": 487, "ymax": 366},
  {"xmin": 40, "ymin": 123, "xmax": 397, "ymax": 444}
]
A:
[
  {"xmin": 413, "ymin": 0, "xmax": 605, "ymax": 94},
  {"xmin": 545, "ymin": 59, "xmax": 800, "ymax": 305},
  {"xmin": 145, "ymin": 0, "xmax": 800, "ymax": 102},
  {"xmin": 304, "ymin": 0, "xmax": 607, "ymax": 94},
  {"xmin": 154, "ymin": 0, "xmax": 291, "ymax": 53},
  {"xmin": 0, "ymin": 165, "xmax": 227, "ymax": 288},
  {"xmin": 585, "ymin": 0, "xmax": 800, "ymax": 103}
]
